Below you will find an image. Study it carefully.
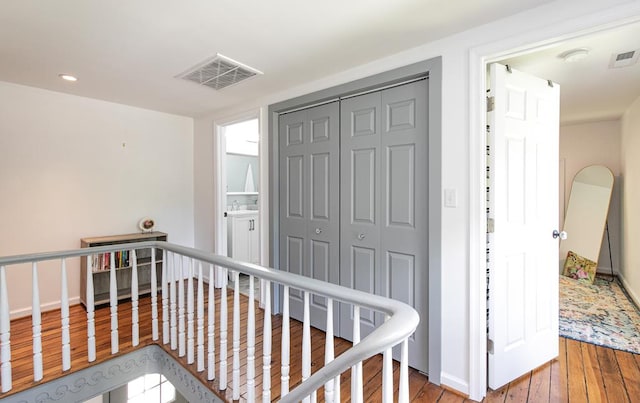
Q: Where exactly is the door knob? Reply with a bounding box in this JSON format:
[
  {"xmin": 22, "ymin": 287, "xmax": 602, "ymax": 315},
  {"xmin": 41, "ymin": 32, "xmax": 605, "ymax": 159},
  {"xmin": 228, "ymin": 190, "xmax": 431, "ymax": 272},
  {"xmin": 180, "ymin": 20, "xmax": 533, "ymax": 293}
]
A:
[
  {"xmin": 315, "ymin": 228, "xmax": 322, "ymax": 234},
  {"xmin": 357, "ymin": 233, "xmax": 366, "ymax": 240},
  {"xmin": 552, "ymin": 230, "xmax": 567, "ymax": 240}
]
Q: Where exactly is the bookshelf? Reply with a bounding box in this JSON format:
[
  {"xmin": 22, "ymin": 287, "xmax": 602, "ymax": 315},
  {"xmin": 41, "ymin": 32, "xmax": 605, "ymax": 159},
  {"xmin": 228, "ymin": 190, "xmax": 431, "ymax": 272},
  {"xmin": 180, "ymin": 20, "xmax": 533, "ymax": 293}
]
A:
[{"xmin": 80, "ymin": 232, "xmax": 167, "ymax": 307}]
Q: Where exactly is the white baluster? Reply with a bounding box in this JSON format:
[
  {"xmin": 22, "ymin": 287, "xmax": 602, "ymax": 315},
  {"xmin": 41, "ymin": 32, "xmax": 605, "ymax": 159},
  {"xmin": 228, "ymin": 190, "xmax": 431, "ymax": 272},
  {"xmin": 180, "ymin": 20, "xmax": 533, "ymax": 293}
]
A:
[
  {"xmin": 162, "ymin": 249, "xmax": 169, "ymax": 345},
  {"xmin": 281, "ymin": 285, "xmax": 290, "ymax": 396},
  {"xmin": 302, "ymin": 291, "xmax": 312, "ymax": 403},
  {"xmin": 170, "ymin": 252, "xmax": 177, "ymax": 350},
  {"xmin": 187, "ymin": 258, "xmax": 195, "ymax": 364},
  {"xmin": 382, "ymin": 347, "xmax": 393, "ymax": 402},
  {"xmin": 178, "ymin": 256, "xmax": 186, "ymax": 357},
  {"xmin": 219, "ymin": 267, "xmax": 228, "ymax": 390},
  {"xmin": 0, "ymin": 265, "xmax": 12, "ymax": 392},
  {"xmin": 131, "ymin": 249, "xmax": 139, "ymax": 347},
  {"xmin": 207, "ymin": 264, "xmax": 216, "ymax": 381},
  {"xmin": 197, "ymin": 261, "xmax": 205, "ymax": 372},
  {"xmin": 399, "ymin": 339, "xmax": 409, "ymax": 403},
  {"xmin": 86, "ymin": 256, "xmax": 96, "ymax": 362},
  {"xmin": 60, "ymin": 258, "xmax": 71, "ymax": 371},
  {"xmin": 247, "ymin": 275, "xmax": 256, "ymax": 403},
  {"xmin": 151, "ymin": 247, "xmax": 159, "ymax": 341},
  {"xmin": 262, "ymin": 281, "xmax": 271, "ymax": 403},
  {"xmin": 232, "ymin": 271, "xmax": 240, "ymax": 400},
  {"xmin": 351, "ymin": 305, "xmax": 363, "ymax": 403},
  {"xmin": 110, "ymin": 252, "xmax": 119, "ymax": 354},
  {"xmin": 31, "ymin": 263, "xmax": 43, "ymax": 382},
  {"xmin": 382, "ymin": 314, "xmax": 393, "ymax": 402},
  {"xmin": 324, "ymin": 298, "xmax": 334, "ymax": 403}
]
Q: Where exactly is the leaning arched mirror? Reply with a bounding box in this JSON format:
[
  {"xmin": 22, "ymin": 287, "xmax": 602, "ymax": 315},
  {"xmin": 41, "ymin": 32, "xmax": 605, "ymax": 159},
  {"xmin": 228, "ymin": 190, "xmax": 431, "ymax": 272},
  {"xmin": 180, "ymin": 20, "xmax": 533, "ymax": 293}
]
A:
[{"xmin": 559, "ymin": 165, "xmax": 614, "ymax": 283}]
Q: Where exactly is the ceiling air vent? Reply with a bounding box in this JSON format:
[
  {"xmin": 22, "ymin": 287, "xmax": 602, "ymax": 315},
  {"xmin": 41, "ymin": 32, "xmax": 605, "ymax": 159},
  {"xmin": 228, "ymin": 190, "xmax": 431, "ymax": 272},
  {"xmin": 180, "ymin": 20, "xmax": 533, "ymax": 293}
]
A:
[
  {"xmin": 178, "ymin": 54, "xmax": 262, "ymax": 90},
  {"xmin": 609, "ymin": 50, "xmax": 639, "ymax": 69}
]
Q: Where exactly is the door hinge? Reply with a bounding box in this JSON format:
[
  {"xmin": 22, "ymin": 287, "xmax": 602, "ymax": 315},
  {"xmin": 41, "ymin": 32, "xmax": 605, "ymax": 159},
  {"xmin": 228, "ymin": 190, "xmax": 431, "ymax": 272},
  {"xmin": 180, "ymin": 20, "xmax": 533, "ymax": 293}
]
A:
[
  {"xmin": 486, "ymin": 96, "xmax": 495, "ymax": 112},
  {"xmin": 487, "ymin": 338, "xmax": 494, "ymax": 354},
  {"xmin": 487, "ymin": 218, "xmax": 495, "ymax": 233}
]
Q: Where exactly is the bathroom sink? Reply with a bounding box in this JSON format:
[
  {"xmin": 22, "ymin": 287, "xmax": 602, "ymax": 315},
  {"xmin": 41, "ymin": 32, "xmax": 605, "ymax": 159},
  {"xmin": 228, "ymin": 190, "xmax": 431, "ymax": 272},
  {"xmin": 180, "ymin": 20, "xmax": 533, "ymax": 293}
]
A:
[{"xmin": 226, "ymin": 210, "xmax": 258, "ymax": 216}]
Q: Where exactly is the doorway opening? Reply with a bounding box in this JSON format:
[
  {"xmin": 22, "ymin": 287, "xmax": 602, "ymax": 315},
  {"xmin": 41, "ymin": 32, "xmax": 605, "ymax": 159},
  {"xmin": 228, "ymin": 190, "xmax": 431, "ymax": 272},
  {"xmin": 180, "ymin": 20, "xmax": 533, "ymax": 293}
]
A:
[
  {"xmin": 470, "ymin": 13, "xmax": 637, "ymax": 398},
  {"xmin": 215, "ymin": 116, "xmax": 262, "ymax": 300}
]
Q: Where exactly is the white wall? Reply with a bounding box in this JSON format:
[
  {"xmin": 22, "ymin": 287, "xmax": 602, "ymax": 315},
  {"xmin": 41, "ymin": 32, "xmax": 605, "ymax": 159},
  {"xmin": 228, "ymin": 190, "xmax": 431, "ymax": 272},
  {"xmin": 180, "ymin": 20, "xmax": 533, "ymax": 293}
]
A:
[
  {"xmin": 560, "ymin": 120, "xmax": 621, "ymax": 211},
  {"xmin": 193, "ymin": 118, "xmax": 215, "ymax": 253},
  {"xmin": 621, "ymin": 94, "xmax": 640, "ymax": 306},
  {"xmin": 0, "ymin": 81, "xmax": 194, "ymax": 317},
  {"xmin": 193, "ymin": 0, "xmax": 640, "ymax": 398},
  {"xmin": 559, "ymin": 120, "xmax": 621, "ymax": 272}
]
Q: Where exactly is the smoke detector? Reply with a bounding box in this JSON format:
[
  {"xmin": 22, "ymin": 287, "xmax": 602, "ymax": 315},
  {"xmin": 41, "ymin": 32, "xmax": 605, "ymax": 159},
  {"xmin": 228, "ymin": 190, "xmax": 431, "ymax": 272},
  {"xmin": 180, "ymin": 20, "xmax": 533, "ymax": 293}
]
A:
[
  {"xmin": 178, "ymin": 54, "xmax": 262, "ymax": 90},
  {"xmin": 558, "ymin": 48, "xmax": 590, "ymax": 63},
  {"xmin": 609, "ymin": 50, "xmax": 639, "ymax": 69}
]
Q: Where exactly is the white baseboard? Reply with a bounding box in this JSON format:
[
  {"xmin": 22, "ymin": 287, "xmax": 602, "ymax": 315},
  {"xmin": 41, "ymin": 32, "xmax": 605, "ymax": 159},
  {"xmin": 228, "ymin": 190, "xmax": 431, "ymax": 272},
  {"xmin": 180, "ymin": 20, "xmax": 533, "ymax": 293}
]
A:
[
  {"xmin": 10, "ymin": 296, "xmax": 81, "ymax": 320},
  {"xmin": 441, "ymin": 372, "xmax": 469, "ymax": 397},
  {"xmin": 618, "ymin": 274, "xmax": 640, "ymax": 308}
]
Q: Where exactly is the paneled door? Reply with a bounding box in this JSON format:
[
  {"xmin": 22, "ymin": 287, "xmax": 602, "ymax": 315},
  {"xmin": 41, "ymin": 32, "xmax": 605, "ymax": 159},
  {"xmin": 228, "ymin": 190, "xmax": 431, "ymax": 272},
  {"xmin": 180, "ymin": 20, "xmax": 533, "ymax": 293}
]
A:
[
  {"xmin": 278, "ymin": 102, "xmax": 340, "ymax": 331},
  {"xmin": 339, "ymin": 80, "xmax": 429, "ymax": 372},
  {"xmin": 487, "ymin": 63, "xmax": 560, "ymax": 389}
]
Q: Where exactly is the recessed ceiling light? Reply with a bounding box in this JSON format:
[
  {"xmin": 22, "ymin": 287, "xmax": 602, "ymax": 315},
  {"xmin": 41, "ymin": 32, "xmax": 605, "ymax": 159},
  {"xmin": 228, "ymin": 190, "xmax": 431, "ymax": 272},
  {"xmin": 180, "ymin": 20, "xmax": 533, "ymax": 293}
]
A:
[
  {"xmin": 558, "ymin": 48, "xmax": 590, "ymax": 63},
  {"xmin": 58, "ymin": 74, "xmax": 78, "ymax": 82}
]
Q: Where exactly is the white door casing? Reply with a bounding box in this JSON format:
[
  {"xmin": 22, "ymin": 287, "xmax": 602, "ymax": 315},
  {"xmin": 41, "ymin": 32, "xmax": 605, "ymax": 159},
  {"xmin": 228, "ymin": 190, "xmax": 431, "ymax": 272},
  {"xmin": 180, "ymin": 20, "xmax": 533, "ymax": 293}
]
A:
[{"xmin": 487, "ymin": 63, "xmax": 560, "ymax": 389}]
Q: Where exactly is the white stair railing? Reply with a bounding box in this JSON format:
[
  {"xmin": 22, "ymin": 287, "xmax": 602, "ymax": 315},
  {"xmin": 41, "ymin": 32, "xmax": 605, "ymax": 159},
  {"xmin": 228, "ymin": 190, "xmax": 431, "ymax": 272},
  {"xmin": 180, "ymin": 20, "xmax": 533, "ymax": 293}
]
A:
[
  {"xmin": 207, "ymin": 263, "xmax": 215, "ymax": 381},
  {"xmin": 0, "ymin": 241, "xmax": 419, "ymax": 403},
  {"xmin": 31, "ymin": 262, "xmax": 43, "ymax": 382},
  {"xmin": 178, "ymin": 255, "xmax": 185, "ymax": 358},
  {"xmin": 187, "ymin": 258, "xmax": 195, "ymax": 364},
  {"xmin": 85, "ymin": 256, "xmax": 96, "ymax": 362},
  {"xmin": 151, "ymin": 247, "xmax": 159, "ymax": 341},
  {"xmin": 232, "ymin": 270, "xmax": 240, "ymax": 400},
  {"xmin": 281, "ymin": 285, "xmax": 290, "ymax": 397},
  {"xmin": 197, "ymin": 261, "xmax": 205, "ymax": 372},
  {"xmin": 219, "ymin": 266, "xmax": 228, "ymax": 390},
  {"xmin": 0, "ymin": 265, "xmax": 11, "ymax": 393},
  {"xmin": 161, "ymin": 249, "xmax": 169, "ymax": 345},
  {"xmin": 247, "ymin": 274, "xmax": 256, "ymax": 402},
  {"xmin": 262, "ymin": 280, "xmax": 272, "ymax": 403},
  {"xmin": 109, "ymin": 253, "xmax": 119, "ymax": 354},
  {"xmin": 131, "ymin": 250, "xmax": 139, "ymax": 347},
  {"xmin": 60, "ymin": 258, "xmax": 71, "ymax": 371}
]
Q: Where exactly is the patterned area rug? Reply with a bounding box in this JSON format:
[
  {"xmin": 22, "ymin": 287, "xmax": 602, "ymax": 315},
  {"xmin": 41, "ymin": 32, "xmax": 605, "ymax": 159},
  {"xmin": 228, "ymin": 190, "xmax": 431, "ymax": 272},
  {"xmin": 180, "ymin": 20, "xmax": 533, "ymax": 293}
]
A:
[{"xmin": 559, "ymin": 275, "xmax": 640, "ymax": 354}]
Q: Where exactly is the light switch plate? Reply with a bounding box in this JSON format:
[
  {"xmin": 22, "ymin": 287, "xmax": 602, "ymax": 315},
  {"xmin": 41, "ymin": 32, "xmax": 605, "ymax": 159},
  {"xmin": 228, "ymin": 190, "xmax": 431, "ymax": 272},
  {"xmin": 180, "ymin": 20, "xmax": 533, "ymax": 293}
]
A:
[{"xmin": 444, "ymin": 188, "xmax": 457, "ymax": 208}]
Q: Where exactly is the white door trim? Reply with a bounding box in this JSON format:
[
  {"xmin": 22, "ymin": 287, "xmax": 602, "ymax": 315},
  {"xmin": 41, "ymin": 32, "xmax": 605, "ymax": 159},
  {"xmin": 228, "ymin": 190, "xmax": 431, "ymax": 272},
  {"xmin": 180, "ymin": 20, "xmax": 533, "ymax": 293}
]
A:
[
  {"xmin": 468, "ymin": 5, "xmax": 640, "ymax": 401},
  {"xmin": 213, "ymin": 110, "xmax": 269, "ymax": 297}
]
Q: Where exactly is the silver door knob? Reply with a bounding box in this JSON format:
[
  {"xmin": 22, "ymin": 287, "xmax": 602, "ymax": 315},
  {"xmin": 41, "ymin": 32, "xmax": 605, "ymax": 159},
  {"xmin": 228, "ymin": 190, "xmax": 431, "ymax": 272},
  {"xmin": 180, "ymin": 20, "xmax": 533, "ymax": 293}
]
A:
[
  {"xmin": 552, "ymin": 230, "xmax": 567, "ymax": 240},
  {"xmin": 357, "ymin": 233, "xmax": 366, "ymax": 240},
  {"xmin": 315, "ymin": 228, "xmax": 322, "ymax": 234}
]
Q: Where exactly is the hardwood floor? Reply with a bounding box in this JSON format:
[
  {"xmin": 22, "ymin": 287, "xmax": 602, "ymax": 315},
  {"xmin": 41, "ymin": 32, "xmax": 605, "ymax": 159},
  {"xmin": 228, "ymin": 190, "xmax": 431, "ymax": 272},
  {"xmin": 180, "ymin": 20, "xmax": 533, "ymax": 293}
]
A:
[{"xmin": 1, "ymin": 288, "xmax": 639, "ymax": 402}]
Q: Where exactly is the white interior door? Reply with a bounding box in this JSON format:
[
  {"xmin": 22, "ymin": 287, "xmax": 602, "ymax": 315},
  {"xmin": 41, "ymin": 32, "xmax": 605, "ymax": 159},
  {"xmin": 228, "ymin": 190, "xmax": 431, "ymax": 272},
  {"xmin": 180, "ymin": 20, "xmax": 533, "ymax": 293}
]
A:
[{"xmin": 487, "ymin": 63, "xmax": 560, "ymax": 389}]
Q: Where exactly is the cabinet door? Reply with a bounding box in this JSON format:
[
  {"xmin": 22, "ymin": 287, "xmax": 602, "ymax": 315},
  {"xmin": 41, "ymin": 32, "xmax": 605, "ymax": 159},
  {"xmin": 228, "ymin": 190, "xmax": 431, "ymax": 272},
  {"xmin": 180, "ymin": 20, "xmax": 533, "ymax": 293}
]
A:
[
  {"xmin": 231, "ymin": 216, "xmax": 252, "ymax": 263},
  {"xmin": 249, "ymin": 217, "xmax": 260, "ymax": 264}
]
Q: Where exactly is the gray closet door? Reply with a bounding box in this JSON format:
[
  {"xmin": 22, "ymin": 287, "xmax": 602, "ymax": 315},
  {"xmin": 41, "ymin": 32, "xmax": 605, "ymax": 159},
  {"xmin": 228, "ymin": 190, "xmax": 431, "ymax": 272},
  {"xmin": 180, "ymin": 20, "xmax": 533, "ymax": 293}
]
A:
[
  {"xmin": 339, "ymin": 80, "xmax": 429, "ymax": 372},
  {"xmin": 278, "ymin": 102, "xmax": 340, "ymax": 331}
]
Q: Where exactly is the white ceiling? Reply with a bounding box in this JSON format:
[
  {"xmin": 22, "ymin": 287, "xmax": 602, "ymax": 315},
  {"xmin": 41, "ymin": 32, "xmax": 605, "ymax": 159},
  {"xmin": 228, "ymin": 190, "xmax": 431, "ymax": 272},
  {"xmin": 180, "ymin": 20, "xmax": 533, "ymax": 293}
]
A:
[
  {"xmin": 500, "ymin": 22, "xmax": 640, "ymax": 124},
  {"xmin": 0, "ymin": 0, "xmax": 555, "ymax": 117}
]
